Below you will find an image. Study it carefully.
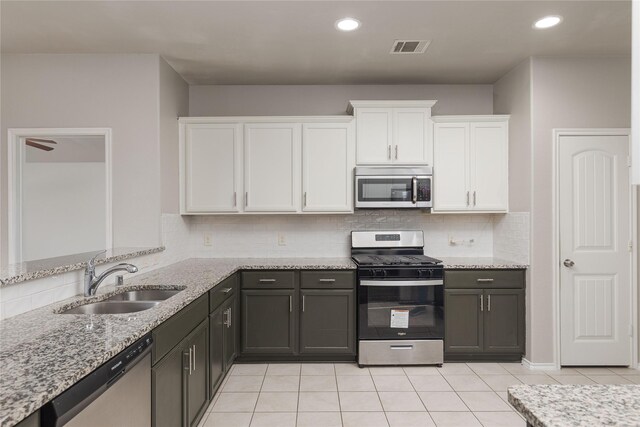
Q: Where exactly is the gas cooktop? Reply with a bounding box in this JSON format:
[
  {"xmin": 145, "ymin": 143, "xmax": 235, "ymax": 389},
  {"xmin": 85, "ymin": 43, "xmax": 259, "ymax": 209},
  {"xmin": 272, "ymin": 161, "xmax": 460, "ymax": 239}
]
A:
[{"xmin": 352, "ymin": 254, "xmax": 442, "ymax": 267}]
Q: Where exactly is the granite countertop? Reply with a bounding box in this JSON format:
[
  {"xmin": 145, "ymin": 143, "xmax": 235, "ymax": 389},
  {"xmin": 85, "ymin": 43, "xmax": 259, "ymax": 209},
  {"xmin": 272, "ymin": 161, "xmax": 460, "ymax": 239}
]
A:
[
  {"xmin": 0, "ymin": 257, "xmax": 355, "ymax": 427},
  {"xmin": 440, "ymin": 257, "xmax": 528, "ymax": 269},
  {"xmin": 508, "ymin": 384, "xmax": 640, "ymax": 427},
  {"xmin": 0, "ymin": 247, "xmax": 165, "ymax": 286}
]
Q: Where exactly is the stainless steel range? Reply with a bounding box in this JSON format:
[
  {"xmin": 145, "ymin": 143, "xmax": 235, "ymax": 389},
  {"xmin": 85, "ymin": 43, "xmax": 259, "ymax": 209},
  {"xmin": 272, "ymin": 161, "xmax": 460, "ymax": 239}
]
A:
[{"xmin": 351, "ymin": 231, "xmax": 444, "ymax": 367}]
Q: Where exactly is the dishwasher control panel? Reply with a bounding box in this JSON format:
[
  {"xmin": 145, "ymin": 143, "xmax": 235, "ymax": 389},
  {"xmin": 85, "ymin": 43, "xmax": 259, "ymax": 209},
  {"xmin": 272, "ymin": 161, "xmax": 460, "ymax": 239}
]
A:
[{"xmin": 108, "ymin": 333, "xmax": 153, "ymax": 382}]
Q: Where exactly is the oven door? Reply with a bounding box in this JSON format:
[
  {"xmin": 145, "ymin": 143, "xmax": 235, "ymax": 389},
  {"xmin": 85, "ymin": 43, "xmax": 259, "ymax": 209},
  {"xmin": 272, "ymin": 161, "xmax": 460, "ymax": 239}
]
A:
[
  {"xmin": 355, "ymin": 175, "xmax": 432, "ymax": 208},
  {"xmin": 358, "ymin": 279, "xmax": 444, "ymax": 340}
]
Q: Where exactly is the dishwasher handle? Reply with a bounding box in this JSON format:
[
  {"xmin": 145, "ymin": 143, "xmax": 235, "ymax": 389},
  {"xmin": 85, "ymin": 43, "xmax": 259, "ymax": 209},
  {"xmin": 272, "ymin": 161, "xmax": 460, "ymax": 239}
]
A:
[{"xmin": 41, "ymin": 332, "xmax": 153, "ymax": 427}]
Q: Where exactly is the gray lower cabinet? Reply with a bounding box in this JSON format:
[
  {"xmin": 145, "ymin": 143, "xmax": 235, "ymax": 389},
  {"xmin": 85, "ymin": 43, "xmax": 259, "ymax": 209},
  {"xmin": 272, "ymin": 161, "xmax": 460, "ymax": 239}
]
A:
[
  {"xmin": 209, "ymin": 274, "xmax": 238, "ymax": 397},
  {"xmin": 152, "ymin": 295, "xmax": 209, "ymax": 427},
  {"xmin": 444, "ymin": 269, "xmax": 525, "ymax": 361},
  {"xmin": 300, "ymin": 289, "xmax": 355, "ymax": 354},
  {"xmin": 241, "ymin": 289, "xmax": 297, "ymax": 354}
]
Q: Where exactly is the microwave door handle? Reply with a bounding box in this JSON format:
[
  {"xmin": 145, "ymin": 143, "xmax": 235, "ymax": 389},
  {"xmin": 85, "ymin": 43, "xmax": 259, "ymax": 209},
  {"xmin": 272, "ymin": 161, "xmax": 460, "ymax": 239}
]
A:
[{"xmin": 412, "ymin": 177, "xmax": 418, "ymax": 204}]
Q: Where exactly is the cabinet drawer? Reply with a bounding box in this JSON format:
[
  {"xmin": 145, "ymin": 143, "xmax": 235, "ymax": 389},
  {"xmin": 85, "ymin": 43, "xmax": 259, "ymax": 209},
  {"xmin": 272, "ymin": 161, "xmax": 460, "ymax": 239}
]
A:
[
  {"xmin": 153, "ymin": 294, "xmax": 208, "ymax": 365},
  {"xmin": 241, "ymin": 271, "xmax": 295, "ymax": 289},
  {"xmin": 445, "ymin": 270, "xmax": 525, "ymax": 289},
  {"xmin": 210, "ymin": 274, "xmax": 237, "ymax": 312},
  {"xmin": 301, "ymin": 271, "xmax": 355, "ymax": 289}
]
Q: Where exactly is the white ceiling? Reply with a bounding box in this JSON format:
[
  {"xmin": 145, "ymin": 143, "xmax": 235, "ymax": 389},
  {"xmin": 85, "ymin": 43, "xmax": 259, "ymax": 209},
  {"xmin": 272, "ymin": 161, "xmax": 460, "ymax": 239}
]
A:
[{"xmin": 0, "ymin": 1, "xmax": 631, "ymax": 85}]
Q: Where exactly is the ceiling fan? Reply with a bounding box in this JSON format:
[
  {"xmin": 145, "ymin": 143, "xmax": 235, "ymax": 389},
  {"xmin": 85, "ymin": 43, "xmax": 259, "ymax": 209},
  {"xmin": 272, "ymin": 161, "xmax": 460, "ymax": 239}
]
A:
[{"xmin": 25, "ymin": 138, "xmax": 57, "ymax": 151}]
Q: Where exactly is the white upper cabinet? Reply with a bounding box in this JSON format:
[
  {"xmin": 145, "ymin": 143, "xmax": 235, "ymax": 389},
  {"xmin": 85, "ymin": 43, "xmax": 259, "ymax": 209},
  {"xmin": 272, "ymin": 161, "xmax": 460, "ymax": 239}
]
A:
[
  {"xmin": 180, "ymin": 123, "xmax": 242, "ymax": 213},
  {"xmin": 432, "ymin": 116, "xmax": 509, "ymax": 213},
  {"xmin": 348, "ymin": 100, "xmax": 436, "ymax": 166},
  {"xmin": 302, "ymin": 122, "xmax": 355, "ymax": 212},
  {"xmin": 244, "ymin": 123, "xmax": 301, "ymax": 212}
]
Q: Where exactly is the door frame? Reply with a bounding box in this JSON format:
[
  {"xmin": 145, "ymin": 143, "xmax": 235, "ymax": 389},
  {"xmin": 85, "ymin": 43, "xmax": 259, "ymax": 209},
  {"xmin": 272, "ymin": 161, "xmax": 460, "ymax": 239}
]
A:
[
  {"xmin": 552, "ymin": 128, "xmax": 638, "ymax": 369},
  {"xmin": 7, "ymin": 127, "xmax": 113, "ymax": 264}
]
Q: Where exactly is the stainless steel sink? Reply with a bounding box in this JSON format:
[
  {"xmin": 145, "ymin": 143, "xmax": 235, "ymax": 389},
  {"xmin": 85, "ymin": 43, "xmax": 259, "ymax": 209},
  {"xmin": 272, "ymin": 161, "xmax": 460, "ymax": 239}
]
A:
[
  {"xmin": 61, "ymin": 301, "xmax": 159, "ymax": 315},
  {"xmin": 105, "ymin": 289, "xmax": 182, "ymax": 302}
]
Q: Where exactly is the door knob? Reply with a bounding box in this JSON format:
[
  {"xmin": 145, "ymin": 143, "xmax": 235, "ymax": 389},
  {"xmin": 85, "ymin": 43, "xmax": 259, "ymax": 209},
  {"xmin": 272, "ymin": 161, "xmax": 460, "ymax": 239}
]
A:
[{"xmin": 563, "ymin": 259, "xmax": 575, "ymax": 267}]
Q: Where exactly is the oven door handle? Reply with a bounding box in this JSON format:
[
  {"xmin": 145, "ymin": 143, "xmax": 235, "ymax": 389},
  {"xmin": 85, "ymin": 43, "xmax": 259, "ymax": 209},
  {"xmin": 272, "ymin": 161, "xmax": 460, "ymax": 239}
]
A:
[{"xmin": 360, "ymin": 279, "xmax": 443, "ymax": 287}]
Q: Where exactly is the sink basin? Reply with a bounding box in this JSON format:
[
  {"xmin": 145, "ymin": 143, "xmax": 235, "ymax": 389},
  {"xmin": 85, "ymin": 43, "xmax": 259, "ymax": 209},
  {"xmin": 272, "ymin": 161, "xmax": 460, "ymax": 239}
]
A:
[
  {"xmin": 61, "ymin": 301, "xmax": 159, "ymax": 315},
  {"xmin": 105, "ymin": 289, "xmax": 182, "ymax": 302}
]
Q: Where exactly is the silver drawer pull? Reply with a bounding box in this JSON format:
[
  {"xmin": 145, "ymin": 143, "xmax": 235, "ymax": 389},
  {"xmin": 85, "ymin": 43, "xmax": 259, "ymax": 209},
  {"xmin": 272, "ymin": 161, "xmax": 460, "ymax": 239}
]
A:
[
  {"xmin": 221, "ymin": 287, "xmax": 233, "ymax": 293},
  {"xmin": 259, "ymin": 279, "xmax": 277, "ymax": 283},
  {"xmin": 390, "ymin": 345, "xmax": 414, "ymax": 350},
  {"xmin": 319, "ymin": 279, "xmax": 336, "ymax": 283},
  {"xmin": 476, "ymin": 279, "xmax": 494, "ymax": 283}
]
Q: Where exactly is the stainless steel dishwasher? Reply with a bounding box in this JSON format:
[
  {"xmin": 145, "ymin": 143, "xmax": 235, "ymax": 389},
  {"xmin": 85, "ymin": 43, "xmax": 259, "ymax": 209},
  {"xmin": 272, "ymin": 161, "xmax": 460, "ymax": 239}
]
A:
[{"xmin": 41, "ymin": 332, "xmax": 153, "ymax": 427}]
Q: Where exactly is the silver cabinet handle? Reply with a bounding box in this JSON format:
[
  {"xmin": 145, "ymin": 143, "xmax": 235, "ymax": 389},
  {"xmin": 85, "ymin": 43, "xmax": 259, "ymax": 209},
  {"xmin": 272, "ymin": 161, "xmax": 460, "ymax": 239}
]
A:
[
  {"xmin": 259, "ymin": 278, "xmax": 276, "ymax": 283},
  {"xmin": 233, "ymin": 192, "xmax": 237, "ymax": 207},
  {"xmin": 222, "ymin": 287, "xmax": 233, "ymax": 293},
  {"xmin": 245, "ymin": 192, "xmax": 248, "ymax": 207},
  {"xmin": 319, "ymin": 278, "xmax": 336, "ymax": 283},
  {"xmin": 480, "ymin": 295, "xmax": 483, "ymax": 312},
  {"xmin": 187, "ymin": 348, "xmax": 193, "ymax": 375},
  {"xmin": 473, "ymin": 191, "xmax": 477, "ymax": 206},
  {"xmin": 563, "ymin": 259, "xmax": 575, "ymax": 267},
  {"xmin": 476, "ymin": 279, "xmax": 494, "ymax": 283},
  {"xmin": 395, "ymin": 145, "xmax": 398, "ymax": 159},
  {"xmin": 302, "ymin": 295, "xmax": 305, "ymax": 312},
  {"xmin": 223, "ymin": 308, "xmax": 230, "ymax": 327},
  {"xmin": 304, "ymin": 192, "xmax": 307, "ymax": 207},
  {"xmin": 466, "ymin": 191, "xmax": 470, "ymax": 206},
  {"xmin": 184, "ymin": 350, "xmax": 191, "ymax": 374},
  {"xmin": 289, "ymin": 295, "xmax": 292, "ymax": 312},
  {"xmin": 228, "ymin": 307, "xmax": 232, "ymax": 328},
  {"xmin": 192, "ymin": 344, "xmax": 196, "ymax": 371},
  {"xmin": 387, "ymin": 145, "xmax": 391, "ymax": 160},
  {"xmin": 487, "ymin": 295, "xmax": 491, "ymax": 312}
]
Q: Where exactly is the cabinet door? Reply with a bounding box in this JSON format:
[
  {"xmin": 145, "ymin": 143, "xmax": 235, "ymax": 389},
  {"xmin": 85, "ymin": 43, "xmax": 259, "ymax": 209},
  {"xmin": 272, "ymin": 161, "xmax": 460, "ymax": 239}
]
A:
[
  {"xmin": 244, "ymin": 123, "xmax": 301, "ymax": 212},
  {"xmin": 209, "ymin": 307, "xmax": 224, "ymax": 397},
  {"xmin": 356, "ymin": 108, "xmax": 393, "ymax": 164},
  {"xmin": 241, "ymin": 290, "xmax": 296, "ymax": 354},
  {"xmin": 444, "ymin": 289, "xmax": 483, "ymax": 353},
  {"xmin": 183, "ymin": 123, "xmax": 242, "ymax": 212},
  {"xmin": 393, "ymin": 108, "xmax": 430, "ymax": 165},
  {"xmin": 433, "ymin": 122, "xmax": 470, "ymax": 211},
  {"xmin": 186, "ymin": 321, "xmax": 209, "ymax": 427},
  {"xmin": 483, "ymin": 289, "xmax": 525, "ymax": 354},
  {"xmin": 223, "ymin": 296, "xmax": 237, "ymax": 369},
  {"xmin": 470, "ymin": 121, "xmax": 508, "ymax": 211},
  {"xmin": 300, "ymin": 289, "xmax": 355, "ymax": 354},
  {"xmin": 302, "ymin": 122, "xmax": 355, "ymax": 212},
  {"xmin": 152, "ymin": 344, "xmax": 184, "ymax": 427}
]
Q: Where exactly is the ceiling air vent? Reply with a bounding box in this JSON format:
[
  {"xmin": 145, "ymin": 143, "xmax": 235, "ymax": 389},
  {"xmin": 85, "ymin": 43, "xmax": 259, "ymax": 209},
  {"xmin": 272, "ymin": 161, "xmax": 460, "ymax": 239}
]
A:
[{"xmin": 390, "ymin": 40, "xmax": 431, "ymax": 54}]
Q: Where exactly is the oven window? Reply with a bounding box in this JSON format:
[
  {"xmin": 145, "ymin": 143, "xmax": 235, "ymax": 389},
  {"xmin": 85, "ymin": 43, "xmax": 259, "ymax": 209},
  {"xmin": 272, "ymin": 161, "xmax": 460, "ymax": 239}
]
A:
[
  {"xmin": 357, "ymin": 178, "xmax": 413, "ymax": 202},
  {"xmin": 359, "ymin": 284, "xmax": 444, "ymax": 339}
]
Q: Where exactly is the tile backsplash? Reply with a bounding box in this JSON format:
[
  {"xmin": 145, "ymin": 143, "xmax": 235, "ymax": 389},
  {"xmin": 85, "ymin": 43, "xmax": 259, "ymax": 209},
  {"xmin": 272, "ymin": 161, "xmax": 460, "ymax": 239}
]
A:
[
  {"xmin": 492, "ymin": 212, "xmax": 530, "ymax": 264},
  {"xmin": 188, "ymin": 210, "xmax": 496, "ymax": 258}
]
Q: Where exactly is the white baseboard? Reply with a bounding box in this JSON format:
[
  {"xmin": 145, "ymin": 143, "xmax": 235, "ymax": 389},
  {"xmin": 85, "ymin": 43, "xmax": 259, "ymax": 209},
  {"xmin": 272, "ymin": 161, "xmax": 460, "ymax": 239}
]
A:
[{"xmin": 521, "ymin": 358, "xmax": 559, "ymax": 371}]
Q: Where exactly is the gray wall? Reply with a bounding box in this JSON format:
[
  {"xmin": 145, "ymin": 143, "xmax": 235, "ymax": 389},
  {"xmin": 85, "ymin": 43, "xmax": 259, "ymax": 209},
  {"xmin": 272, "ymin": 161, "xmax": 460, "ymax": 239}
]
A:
[
  {"xmin": 528, "ymin": 56, "xmax": 632, "ymax": 364},
  {"xmin": 1, "ymin": 54, "xmax": 164, "ymax": 266},
  {"xmin": 189, "ymin": 84, "xmax": 493, "ymax": 116},
  {"xmin": 159, "ymin": 57, "xmax": 189, "ymax": 214},
  {"xmin": 493, "ymin": 58, "xmax": 533, "ymax": 361}
]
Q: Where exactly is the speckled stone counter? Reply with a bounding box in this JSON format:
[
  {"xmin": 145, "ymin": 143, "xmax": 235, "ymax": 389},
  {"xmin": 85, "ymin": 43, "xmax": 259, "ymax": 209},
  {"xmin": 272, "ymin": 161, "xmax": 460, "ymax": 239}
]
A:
[
  {"xmin": 508, "ymin": 384, "xmax": 640, "ymax": 426},
  {"xmin": 0, "ymin": 247, "xmax": 165, "ymax": 286},
  {"xmin": 440, "ymin": 257, "xmax": 528, "ymax": 269},
  {"xmin": 0, "ymin": 257, "xmax": 355, "ymax": 427}
]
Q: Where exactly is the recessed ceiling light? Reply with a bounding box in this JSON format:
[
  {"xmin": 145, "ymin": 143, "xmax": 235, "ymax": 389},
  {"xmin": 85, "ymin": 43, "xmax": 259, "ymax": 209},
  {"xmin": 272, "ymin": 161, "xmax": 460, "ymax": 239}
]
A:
[
  {"xmin": 335, "ymin": 18, "xmax": 361, "ymax": 32},
  {"xmin": 533, "ymin": 15, "xmax": 563, "ymax": 29}
]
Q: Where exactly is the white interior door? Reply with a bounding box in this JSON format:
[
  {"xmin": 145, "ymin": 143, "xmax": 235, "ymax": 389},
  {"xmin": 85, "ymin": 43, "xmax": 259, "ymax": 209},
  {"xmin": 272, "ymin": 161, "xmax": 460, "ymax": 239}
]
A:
[{"xmin": 559, "ymin": 133, "xmax": 631, "ymax": 366}]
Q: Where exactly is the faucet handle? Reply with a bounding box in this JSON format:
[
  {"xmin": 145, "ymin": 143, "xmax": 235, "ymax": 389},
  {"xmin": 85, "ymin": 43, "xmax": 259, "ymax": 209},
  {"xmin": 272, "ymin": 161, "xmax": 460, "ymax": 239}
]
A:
[{"xmin": 87, "ymin": 250, "xmax": 107, "ymax": 270}]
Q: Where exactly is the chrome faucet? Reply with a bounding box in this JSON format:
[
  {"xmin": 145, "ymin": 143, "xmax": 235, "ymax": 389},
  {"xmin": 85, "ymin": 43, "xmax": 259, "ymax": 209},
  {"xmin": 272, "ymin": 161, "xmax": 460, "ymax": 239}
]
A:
[{"xmin": 84, "ymin": 250, "xmax": 138, "ymax": 296}]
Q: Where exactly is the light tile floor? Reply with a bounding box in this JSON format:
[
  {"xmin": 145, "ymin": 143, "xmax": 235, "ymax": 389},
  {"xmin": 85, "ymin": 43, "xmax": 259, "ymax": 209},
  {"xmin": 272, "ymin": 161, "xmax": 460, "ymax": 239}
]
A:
[{"xmin": 198, "ymin": 362, "xmax": 640, "ymax": 427}]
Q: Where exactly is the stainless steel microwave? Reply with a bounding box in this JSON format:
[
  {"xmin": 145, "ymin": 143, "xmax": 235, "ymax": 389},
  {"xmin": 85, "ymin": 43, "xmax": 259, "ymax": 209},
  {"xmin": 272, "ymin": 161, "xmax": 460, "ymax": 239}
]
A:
[{"xmin": 355, "ymin": 166, "xmax": 432, "ymax": 209}]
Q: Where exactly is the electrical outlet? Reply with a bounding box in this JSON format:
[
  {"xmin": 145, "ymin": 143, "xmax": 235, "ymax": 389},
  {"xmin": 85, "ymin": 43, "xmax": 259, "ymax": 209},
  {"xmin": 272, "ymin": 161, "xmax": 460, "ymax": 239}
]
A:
[
  {"xmin": 203, "ymin": 233, "xmax": 212, "ymax": 246},
  {"xmin": 277, "ymin": 234, "xmax": 286, "ymax": 246}
]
